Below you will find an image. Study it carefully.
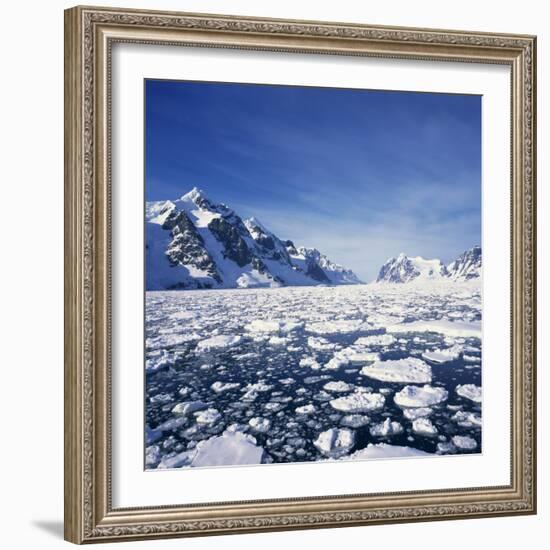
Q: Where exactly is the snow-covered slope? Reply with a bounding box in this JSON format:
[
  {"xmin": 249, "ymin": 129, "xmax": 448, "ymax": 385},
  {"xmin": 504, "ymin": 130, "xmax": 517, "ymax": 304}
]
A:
[
  {"xmin": 376, "ymin": 247, "xmax": 482, "ymax": 284},
  {"xmin": 376, "ymin": 253, "xmax": 447, "ymax": 284},
  {"xmin": 146, "ymin": 188, "xmax": 362, "ymax": 290},
  {"xmin": 446, "ymin": 246, "xmax": 482, "ymax": 281}
]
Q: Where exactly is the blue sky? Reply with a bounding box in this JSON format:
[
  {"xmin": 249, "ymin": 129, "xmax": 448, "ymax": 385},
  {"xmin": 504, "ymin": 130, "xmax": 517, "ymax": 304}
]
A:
[{"xmin": 145, "ymin": 79, "xmax": 481, "ymax": 281}]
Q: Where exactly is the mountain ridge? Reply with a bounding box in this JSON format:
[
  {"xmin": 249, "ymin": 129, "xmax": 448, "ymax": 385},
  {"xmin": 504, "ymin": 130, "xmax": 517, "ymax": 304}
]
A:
[
  {"xmin": 376, "ymin": 246, "xmax": 482, "ymax": 284},
  {"xmin": 146, "ymin": 188, "xmax": 363, "ymax": 290}
]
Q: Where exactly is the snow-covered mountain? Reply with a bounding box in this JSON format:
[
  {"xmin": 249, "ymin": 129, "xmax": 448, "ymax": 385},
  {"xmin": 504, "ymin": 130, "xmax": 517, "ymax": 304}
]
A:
[
  {"xmin": 146, "ymin": 188, "xmax": 362, "ymax": 290},
  {"xmin": 446, "ymin": 245, "xmax": 482, "ymax": 281},
  {"xmin": 376, "ymin": 247, "xmax": 481, "ymax": 284}
]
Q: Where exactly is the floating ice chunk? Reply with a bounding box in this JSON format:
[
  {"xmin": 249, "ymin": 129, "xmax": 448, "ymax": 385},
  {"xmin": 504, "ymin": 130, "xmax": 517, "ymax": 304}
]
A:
[
  {"xmin": 194, "ymin": 408, "xmax": 221, "ymax": 425},
  {"xmin": 241, "ymin": 381, "xmax": 273, "ymax": 401},
  {"xmin": 463, "ymin": 354, "xmax": 481, "ymax": 363},
  {"xmin": 437, "ymin": 441, "xmax": 457, "ymax": 454},
  {"xmin": 279, "ymin": 377, "xmax": 295, "ymax": 385},
  {"xmin": 324, "ymin": 351, "xmax": 350, "ymax": 370},
  {"xmin": 422, "ymin": 345, "xmax": 462, "ymax": 363},
  {"xmin": 340, "ymin": 414, "xmax": 370, "ymax": 428},
  {"xmin": 296, "ymin": 404, "xmax": 316, "ymax": 415},
  {"xmin": 210, "ymin": 381, "xmax": 240, "ymax": 393},
  {"xmin": 354, "ymin": 333, "xmax": 396, "ymax": 346},
  {"xmin": 299, "ymin": 357, "xmax": 321, "ymax": 370},
  {"xmin": 307, "ymin": 336, "xmax": 336, "ymax": 351},
  {"xmin": 456, "ymin": 384, "xmax": 482, "ymax": 403},
  {"xmin": 169, "ymin": 310, "xmax": 196, "ymax": 321},
  {"xmin": 394, "ymin": 385, "xmax": 448, "ymax": 408},
  {"xmin": 248, "ymin": 417, "xmax": 271, "ymax": 433},
  {"xmin": 348, "ymin": 351, "xmax": 381, "ymax": 363},
  {"xmin": 452, "ymin": 410, "xmax": 482, "ymax": 428},
  {"xmin": 150, "ymin": 393, "xmax": 173, "ymax": 404},
  {"xmin": 307, "ymin": 319, "xmax": 369, "ymax": 335},
  {"xmin": 313, "ymin": 428, "xmax": 355, "ymax": 458},
  {"xmin": 330, "ymin": 391, "xmax": 385, "ymax": 413},
  {"xmin": 452, "ymin": 435, "xmax": 478, "ymax": 450},
  {"xmin": 402, "ymin": 407, "xmax": 433, "ymax": 420},
  {"xmin": 370, "ymin": 418, "xmax": 403, "ymax": 437},
  {"xmin": 178, "ymin": 386, "xmax": 191, "ymax": 397},
  {"xmin": 361, "ymin": 358, "xmax": 432, "ymax": 383},
  {"xmin": 342, "ymin": 443, "xmax": 431, "ymax": 460},
  {"xmin": 196, "ymin": 335, "xmax": 242, "ymax": 351},
  {"xmin": 191, "ymin": 430, "xmax": 267, "ymax": 467},
  {"xmin": 268, "ymin": 336, "xmax": 288, "ymax": 346},
  {"xmin": 323, "ymin": 381, "xmax": 354, "ymax": 393},
  {"xmin": 386, "ymin": 319, "xmax": 481, "ymax": 338},
  {"xmin": 245, "ymin": 320, "xmax": 280, "ymax": 333},
  {"xmin": 412, "ymin": 418, "xmax": 438, "ymax": 436},
  {"xmin": 145, "ymin": 351, "xmax": 173, "ymax": 373},
  {"xmin": 145, "ymin": 445, "xmax": 161, "ymax": 467},
  {"xmin": 171, "ymin": 401, "xmax": 208, "ymax": 416},
  {"xmin": 157, "ymin": 449, "xmax": 195, "ymax": 469}
]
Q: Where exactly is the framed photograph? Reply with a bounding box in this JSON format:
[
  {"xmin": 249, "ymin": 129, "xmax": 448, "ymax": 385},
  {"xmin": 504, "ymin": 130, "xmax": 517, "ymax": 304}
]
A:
[{"xmin": 64, "ymin": 5, "xmax": 537, "ymax": 544}]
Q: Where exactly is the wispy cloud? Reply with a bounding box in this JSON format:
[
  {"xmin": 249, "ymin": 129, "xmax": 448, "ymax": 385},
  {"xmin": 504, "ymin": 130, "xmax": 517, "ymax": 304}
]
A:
[{"xmin": 146, "ymin": 80, "xmax": 481, "ymax": 281}]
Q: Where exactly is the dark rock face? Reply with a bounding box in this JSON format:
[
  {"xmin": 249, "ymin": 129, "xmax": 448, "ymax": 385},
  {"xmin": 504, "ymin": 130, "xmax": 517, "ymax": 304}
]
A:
[
  {"xmin": 305, "ymin": 260, "xmax": 331, "ymax": 283},
  {"xmin": 162, "ymin": 210, "xmax": 221, "ymax": 283},
  {"xmin": 208, "ymin": 216, "xmax": 252, "ymax": 267}
]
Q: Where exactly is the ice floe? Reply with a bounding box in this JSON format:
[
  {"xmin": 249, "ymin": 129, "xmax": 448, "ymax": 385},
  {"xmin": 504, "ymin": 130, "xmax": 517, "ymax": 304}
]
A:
[
  {"xmin": 196, "ymin": 334, "xmax": 242, "ymax": 351},
  {"xmin": 248, "ymin": 417, "xmax": 271, "ymax": 433},
  {"xmin": 323, "ymin": 381, "xmax": 354, "ymax": 393},
  {"xmin": 451, "ymin": 435, "xmax": 478, "ymax": 450},
  {"xmin": 360, "ymin": 357, "xmax": 432, "ymax": 383},
  {"xmin": 412, "ymin": 418, "xmax": 438, "ymax": 436},
  {"xmin": 456, "ymin": 384, "xmax": 482, "ymax": 403},
  {"xmin": 422, "ymin": 345, "xmax": 462, "ymax": 363},
  {"xmin": 370, "ymin": 418, "xmax": 403, "ymax": 437},
  {"xmin": 211, "ymin": 381, "xmax": 240, "ymax": 393},
  {"xmin": 394, "ymin": 385, "xmax": 449, "ymax": 408},
  {"xmin": 330, "ymin": 391, "xmax": 385, "ymax": 413},
  {"xmin": 314, "ymin": 428, "xmax": 355, "ymax": 458}
]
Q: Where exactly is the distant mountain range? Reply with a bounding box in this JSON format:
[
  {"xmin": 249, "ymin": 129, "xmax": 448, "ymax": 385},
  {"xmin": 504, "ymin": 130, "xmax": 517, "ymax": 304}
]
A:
[
  {"xmin": 146, "ymin": 187, "xmax": 481, "ymax": 290},
  {"xmin": 146, "ymin": 188, "xmax": 362, "ymax": 290},
  {"xmin": 376, "ymin": 246, "xmax": 482, "ymax": 284}
]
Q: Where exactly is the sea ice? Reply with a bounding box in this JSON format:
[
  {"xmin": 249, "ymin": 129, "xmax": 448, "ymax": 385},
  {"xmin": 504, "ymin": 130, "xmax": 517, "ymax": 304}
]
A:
[
  {"xmin": 210, "ymin": 381, "xmax": 240, "ymax": 393},
  {"xmin": 354, "ymin": 333, "xmax": 396, "ymax": 346},
  {"xmin": 422, "ymin": 345, "xmax": 462, "ymax": 363},
  {"xmin": 452, "ymin": 410, "xmax": 482, "ymax": 428},
  {"xmin": 194, "ymin": 408, "xmax": 221, "ymax": 425},
  {"xmin": 412, "ymin": 417, "xmax": 438, "ymax": 436},
  {"xmin": 313, "ymin": 428, "xmax": 355, "ymax": 458},
  {"xmin": 370, "ymin": 418, "xmax": 403, "ymax": 437},
  {"xmin": 296, "ymin": 404, "xmax": 316, "ymax": 414},
  {"xmin": 248, "ymin": 417, "xmax": 271, "ymax": 433},
  {"xmin": 456, "ymin": 384, "xmax": 482, "ymax": 403},
  {"xmin": 323, "ymin": 381, "xmax": 354, "ymax": 393},
  {"xmin": 402, "ymin": 407, "xmax": 433, "ymax": 420},
  {"xmin": 341, "ymin": 443, "xmax": 431, "ymax": 460},
  {"xmin": 330, "ymin": 391, "xmax": 385, "ymax": 413},
  {"xmin": 196, "ymin": 335, "xmax": 242, "ymax": 352},
  {"xmin": 394, "ymin": 385, "xmax": 449, "ymax": 408},
  {"xmin": 340, "ymin": 414, "xmax": 370, "ymax": 428},
  {"xmin": 451, "ymin": 435, "xmax": 478, "ymax": 450},
  {"xmin": 360, "ymin": 357, "xmax": 432, "ymax": 383},
  {"xmin": 171, "ymin": 401, "xmax": 208, "ymax": 416}
]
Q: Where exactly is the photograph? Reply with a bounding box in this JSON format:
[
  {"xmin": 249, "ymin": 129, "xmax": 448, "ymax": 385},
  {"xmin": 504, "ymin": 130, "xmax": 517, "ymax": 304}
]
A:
[{"xmin": 144, "ymin": 79, "xmax": 483, "ymax": 470}]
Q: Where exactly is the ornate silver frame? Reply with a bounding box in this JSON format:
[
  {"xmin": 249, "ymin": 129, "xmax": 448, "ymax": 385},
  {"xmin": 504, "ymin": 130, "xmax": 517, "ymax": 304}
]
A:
[{"xmin": 64, "ymin": 5, "xmax": 537, "ymax": 544}]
